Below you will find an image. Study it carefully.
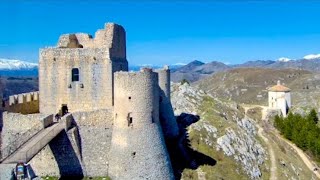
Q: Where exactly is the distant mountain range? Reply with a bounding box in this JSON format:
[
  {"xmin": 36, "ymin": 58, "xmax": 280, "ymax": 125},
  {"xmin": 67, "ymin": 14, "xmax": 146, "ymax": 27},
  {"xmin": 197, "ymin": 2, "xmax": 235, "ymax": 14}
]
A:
[
  {"xmin": 171, "ymin": 56, "xmax": 320, "ymax": 82},
  {"xmin": 2, "ymin": 54, "xmax": 320, "ymax": 80},
  {"xmin": 0, "ymin": 59, "xmax": 185, "ymax": 76},
  {"xmin": 0, "ymin": 59, "xmax": 38, "ymax": 76},
  {"xmin": 129, "ymin": 63, "xmax": 185, "ymax": 71}
]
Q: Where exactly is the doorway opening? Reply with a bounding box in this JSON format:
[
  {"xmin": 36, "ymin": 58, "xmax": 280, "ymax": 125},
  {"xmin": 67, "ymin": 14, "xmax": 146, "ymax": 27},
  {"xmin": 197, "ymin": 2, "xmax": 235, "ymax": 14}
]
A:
[{"xmin": 61, "ymin": 104, "xmax": 69, "ymax": 116}]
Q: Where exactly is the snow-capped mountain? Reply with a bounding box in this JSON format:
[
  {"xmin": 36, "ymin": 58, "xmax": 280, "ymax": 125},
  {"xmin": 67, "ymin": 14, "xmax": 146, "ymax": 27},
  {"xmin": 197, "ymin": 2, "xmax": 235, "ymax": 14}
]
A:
[
  {"xmin": 303, "ymin": 54, "xmax": 320, "ymax": 60},
  {"xmin": 0, "ymin": 58, "xmax": 38, "ymax": 70},
  {"xmin": 0, "ymin": 59, "xmax": 38, "ymax": 76},
  {"xmin": 277, "ymin": 57, "xmax": 291, "ymax": 62}
]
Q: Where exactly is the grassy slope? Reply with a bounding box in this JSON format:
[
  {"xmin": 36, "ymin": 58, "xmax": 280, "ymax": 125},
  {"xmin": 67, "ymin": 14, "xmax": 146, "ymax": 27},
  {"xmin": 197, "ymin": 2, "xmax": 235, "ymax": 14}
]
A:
[
  {"xmin": 181, "ymin": 95, "xmax": 269, "ymax": 180},
  {"xmin": 196, "ymin": 68, "xmax": 319, "ymax": 108},
  {"xmin": 247, "ymin": 106, "xmax": 318, "ymax": 179}
]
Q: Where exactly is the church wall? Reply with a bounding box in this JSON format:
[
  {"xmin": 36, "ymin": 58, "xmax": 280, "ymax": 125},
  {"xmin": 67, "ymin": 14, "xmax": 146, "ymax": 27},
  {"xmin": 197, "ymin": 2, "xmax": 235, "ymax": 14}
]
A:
[{"xmin": 268, "ymin": 91, "xmax": 290, "ymax": 117}]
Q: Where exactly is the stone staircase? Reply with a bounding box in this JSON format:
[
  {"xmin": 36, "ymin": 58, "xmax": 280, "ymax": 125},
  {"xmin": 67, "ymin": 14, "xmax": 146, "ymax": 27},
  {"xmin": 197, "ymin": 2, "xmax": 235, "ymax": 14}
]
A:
[{"xmin": 0, "ymin": 114, "xmax": 73, "ymax": 164}]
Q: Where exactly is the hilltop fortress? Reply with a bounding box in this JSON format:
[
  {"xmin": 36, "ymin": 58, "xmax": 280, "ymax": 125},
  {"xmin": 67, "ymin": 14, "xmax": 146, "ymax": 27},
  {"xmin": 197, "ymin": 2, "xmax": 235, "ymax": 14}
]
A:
[{"xmin": 0, "ymin": 23, "xmax": 179, "ymax": 179}]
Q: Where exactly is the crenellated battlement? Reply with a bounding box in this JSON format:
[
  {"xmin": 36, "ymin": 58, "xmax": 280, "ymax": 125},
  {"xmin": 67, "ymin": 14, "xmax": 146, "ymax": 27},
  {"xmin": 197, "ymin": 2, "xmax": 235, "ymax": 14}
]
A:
[
  {"xmin": 6, "ymin": 91, "xmax": 39, "ymax": 114},
  {"xmin": 9, "ymin": 91, "xmax": 39, "ymax": 106}
]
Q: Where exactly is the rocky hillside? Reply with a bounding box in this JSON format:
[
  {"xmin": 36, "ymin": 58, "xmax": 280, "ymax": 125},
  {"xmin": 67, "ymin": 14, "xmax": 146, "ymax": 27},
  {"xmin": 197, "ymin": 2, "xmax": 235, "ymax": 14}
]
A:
[
  {"xmin": 171, "ymin": 82, "xmax": 319, "ymax": 179},
  {"xmin": 195, "ymin": 68, "xmax": 320, "ymax": 113},
  {"xmin": 171, "ymin": 82, "xmax": 269, "ymax": 179}
]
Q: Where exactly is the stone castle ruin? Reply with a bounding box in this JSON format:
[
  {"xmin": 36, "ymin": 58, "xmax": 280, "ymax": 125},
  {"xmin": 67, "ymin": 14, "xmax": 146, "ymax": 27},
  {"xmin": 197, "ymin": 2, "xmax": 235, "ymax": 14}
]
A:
[{"xmin": 0, "ymin": 23, "xmax": 180, "ymax": 179}]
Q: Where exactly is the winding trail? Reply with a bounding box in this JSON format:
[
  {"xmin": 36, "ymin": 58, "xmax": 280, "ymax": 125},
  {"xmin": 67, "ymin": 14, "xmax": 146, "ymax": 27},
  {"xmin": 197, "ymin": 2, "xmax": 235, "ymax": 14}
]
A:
[
  {"xmin": 256, "ymin": 124, "xmax": 277, "ymax": 180},
  {"xmin": 271, "ymin": 131, "xmax": 320, "ymax": 179},
  {"xmin": 243, "ymin": 104, "xmax": 320, "ymax": 179},
  {"xmin": 243, "ymin": 105, "xmax": 277, "ymax": 180}
]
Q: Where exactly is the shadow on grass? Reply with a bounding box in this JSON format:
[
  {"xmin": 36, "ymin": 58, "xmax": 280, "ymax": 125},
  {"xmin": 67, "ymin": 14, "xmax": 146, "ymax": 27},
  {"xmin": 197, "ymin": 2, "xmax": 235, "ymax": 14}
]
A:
[{"xmin": 166, "ymin": 113, "xmax": 217, "ymax": 180}]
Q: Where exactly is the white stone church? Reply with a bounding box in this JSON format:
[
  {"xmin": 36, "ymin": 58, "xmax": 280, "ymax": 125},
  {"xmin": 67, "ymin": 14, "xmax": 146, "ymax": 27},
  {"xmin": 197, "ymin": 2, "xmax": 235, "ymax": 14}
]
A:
[{"xmin": 268, "ymin": 80, "xmax": 291, "ymax": 117}]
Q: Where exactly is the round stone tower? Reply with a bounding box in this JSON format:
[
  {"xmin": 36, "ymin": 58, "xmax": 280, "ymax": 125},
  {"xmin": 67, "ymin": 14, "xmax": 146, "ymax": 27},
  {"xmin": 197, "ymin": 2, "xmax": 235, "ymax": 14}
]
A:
[
  {"xmin": 155, "ymin": 66, "xmax": 179, "ymax": 139},
  {"xmin": 108, "ymin": 68, "xmax": 174, "ymax": 180}
]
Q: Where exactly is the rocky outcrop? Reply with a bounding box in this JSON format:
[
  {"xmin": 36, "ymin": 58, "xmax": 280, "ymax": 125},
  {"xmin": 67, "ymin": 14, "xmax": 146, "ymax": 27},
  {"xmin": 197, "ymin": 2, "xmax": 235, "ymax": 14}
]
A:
[
  {"xmin": 171, "ymin": 82, "xmax": 205, "ymax": 115},
  {"xmin": 216, "ymin": 128, "xmax": 265, "ymax": 179},
  {"xmin": 171, "ymin": 82, "xmax": 267, "ymax": 179}
]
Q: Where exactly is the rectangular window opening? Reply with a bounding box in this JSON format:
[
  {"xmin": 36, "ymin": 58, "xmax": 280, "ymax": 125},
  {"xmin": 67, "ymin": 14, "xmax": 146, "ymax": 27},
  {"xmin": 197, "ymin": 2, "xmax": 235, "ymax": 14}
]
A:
[{"xmin": 72, "ymin": 68, "xmax": 79, "ymax": 82}]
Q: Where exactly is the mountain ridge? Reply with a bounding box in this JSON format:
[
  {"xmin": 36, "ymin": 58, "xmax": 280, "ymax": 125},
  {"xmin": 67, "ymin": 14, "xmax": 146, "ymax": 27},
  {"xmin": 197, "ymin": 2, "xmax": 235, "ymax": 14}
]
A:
[
  {"xmin": 0, "ymin": 58, "xmax": 38, "ymax": 70},
  {"xmin": 171, "ymin": 57, "xmax": 320, "ymax": 82},
  {"xmin": 3, "ymin": 56, "xmax": 320, "ymax": 80}
]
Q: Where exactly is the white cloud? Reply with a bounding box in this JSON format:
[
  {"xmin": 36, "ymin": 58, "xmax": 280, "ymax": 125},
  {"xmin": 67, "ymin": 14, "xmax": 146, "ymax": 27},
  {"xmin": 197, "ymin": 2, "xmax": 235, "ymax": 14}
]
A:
[
  {"xmin": 277, "ymin": 57, "xmax": 291, "ymax": 62},
  {"xmin": 303, "ymin": 54, "xmax": 320, "ymax": 60}
]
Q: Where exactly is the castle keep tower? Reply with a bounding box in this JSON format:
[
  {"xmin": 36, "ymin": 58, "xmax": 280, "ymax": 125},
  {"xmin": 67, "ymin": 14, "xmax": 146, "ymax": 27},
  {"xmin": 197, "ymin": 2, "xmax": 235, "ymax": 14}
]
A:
[
  {"xmin": 156, "ymin": 66, "xmax": 179, "ymax": 139},
  {"xmin": 268, "ymin": 80, "xmax": 291, "ymax": 117},
  {"xmin": 109, "ymin": 68, "xmax": 174, "ymax": 180},
  {"xmin": 39, "ymin": 23, "xmax": 128, "ymax": 114}
]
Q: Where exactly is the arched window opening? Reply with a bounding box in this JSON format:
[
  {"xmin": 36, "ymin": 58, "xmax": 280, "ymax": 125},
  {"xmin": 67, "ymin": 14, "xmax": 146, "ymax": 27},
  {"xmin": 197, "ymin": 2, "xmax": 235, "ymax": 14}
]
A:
[{"xmin": 72, "ymin": 68, "xmax": 79, "ymax": 82}]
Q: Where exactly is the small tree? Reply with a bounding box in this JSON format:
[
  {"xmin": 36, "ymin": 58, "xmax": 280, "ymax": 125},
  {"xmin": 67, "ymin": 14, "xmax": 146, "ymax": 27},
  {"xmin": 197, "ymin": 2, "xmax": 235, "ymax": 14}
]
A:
[
  {"xmin": 274, "ymin": 115, "xmax": 284, "ymax": 132},
  {"xmin": 307, "ymin": 109, "xmax": 319, "ymax": 125}
]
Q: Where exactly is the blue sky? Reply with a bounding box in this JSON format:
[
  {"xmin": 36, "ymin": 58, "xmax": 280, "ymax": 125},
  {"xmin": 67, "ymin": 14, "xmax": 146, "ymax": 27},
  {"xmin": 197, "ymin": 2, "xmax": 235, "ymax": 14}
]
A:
[{"xmin": 1, "ymin": 0, "xmax": 320, "ymax": 65}]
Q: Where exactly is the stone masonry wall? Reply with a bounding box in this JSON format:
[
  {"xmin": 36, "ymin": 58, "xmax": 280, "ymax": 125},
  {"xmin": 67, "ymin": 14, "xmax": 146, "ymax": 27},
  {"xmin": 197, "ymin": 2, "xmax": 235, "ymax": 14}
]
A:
[
  {"xmin": 39, "ymin": 23, "xmax": 128, "ymax": 115},
  {"xmin": 39, "ymin": 48, "xmax": 114, "ymax": 114},
  {"xmin": 57, "ymin": 23, "xmax": 127, "ymax": 59},
  {"xmin": 28, "ymin": 127, "xmax": 84, "ymax": 177},
  {"xmin": 1, "ymin": 112, "xmax": 44, "ymax": 159},
  {"xmin": 109, "ymin": 68, "xmax": 174, "ymax": 180},
  {"xmin": 28, "ymin": 109, "xmax": 113, "ymax": 177},
  {"xmin": 94, "ymin": 23, "xmax": 127, "ymax": 60},
  {"xmin": 72, "ymin": 109, "xmax": 113, "ymax": 176},
  {"xmin": 155, "ymin": 67, "xmax": 179, "ymax": 139}
]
